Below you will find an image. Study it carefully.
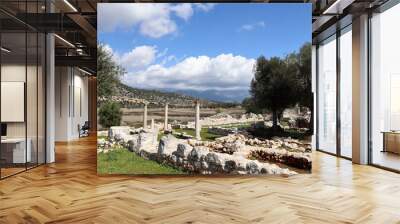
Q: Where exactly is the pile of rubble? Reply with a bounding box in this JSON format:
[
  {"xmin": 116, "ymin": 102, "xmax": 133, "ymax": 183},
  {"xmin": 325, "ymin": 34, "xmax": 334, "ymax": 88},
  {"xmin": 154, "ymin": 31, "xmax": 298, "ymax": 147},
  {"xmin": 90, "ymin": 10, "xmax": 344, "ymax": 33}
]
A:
[
  {"xmin": 190, "ymin": 134, "xmax": 312, "ymax": 170},
  {"xmin": 97, "ymin": 126, "xmax": 159, "ymax": 154},
  {"xmin": 155, "ymin": 135, "xmax": 296, "ymax": 175},
  {"xmin": 234, "ymin": 135, "xmax": 311, "ymax": 153},
  {"xmin": 97, "ymin": 126, "xmax": 297, "ymax": 176},
  {"xmin": 187, "ymin": 112, "xmax": 264, "ymax": 128},
  {"xmin": 97, "ymin": 138, "xmax": 125, "ymax": 153}
]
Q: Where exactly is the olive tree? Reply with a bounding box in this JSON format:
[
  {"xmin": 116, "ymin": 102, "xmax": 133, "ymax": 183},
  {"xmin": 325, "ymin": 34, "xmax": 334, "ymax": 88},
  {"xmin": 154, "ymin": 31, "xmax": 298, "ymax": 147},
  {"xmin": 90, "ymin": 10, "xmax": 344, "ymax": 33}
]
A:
[
  {"xmin": 97, "ymin": 44, "xmax": 125, "ymax": 98},
  {"xmin": 250, "ymin": 56, "xmax": 300, "ymax": 130}
]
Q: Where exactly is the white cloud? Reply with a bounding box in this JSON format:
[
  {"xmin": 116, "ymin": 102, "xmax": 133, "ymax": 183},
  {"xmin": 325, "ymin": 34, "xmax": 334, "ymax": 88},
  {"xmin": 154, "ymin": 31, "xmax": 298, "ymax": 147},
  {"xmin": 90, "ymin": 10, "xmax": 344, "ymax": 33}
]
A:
[
  {"xmin": 123, "ymin": 54, "xmax": 255, "ymax": 91},
  {"xmin": 139, "ymin": 17, "xmax": 177, "ymax": 38},
  {"xmin": 99, "ymin": 4, "xmax": 164, "ymax": 32},
  {"xmin": 160, "ymin": 55, "xmax": 177, "ymax": 65},
  {"xmin": 120, "ymin": 45, "xmax": 157, "ymax": 70},
  {"xmin": 98, "ymin": 3, "xmax": 215, "ymax": 38},
  {"xmin": 105, "ymin": 45, "xmax": 157, "ymax": 70},
  {"xmin": 171, "ymin": 3, "xmax": 193, "ymax": 21},
  {"xmin": 238, "ymin": 21, "xmax": 265, "ymax": 32},
  {"xmin": 194, "ymin": 3, "xmax": 216, "ymax": 12}
]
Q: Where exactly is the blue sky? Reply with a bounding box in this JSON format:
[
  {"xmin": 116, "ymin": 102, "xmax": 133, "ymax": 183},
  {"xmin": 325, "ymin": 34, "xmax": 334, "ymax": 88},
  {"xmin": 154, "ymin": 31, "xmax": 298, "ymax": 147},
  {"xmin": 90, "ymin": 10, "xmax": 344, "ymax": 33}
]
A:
[{"xmin": 98, "ymin": 3, "xmax": 311, "ymax": 102}]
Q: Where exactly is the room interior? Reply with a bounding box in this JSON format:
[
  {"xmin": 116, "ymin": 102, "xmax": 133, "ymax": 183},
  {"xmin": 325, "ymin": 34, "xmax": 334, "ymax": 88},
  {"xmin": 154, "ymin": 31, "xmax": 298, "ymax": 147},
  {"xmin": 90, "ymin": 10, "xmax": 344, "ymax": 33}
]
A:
[
  {"xmin": 54, "ymin": 66, "xmax": 90, "ymax": 142},
  {"xmin": 0, "ymin": 30, "xmax": 46, "ymax": 178},
  {"xmin": 0, "ymin": 0, "xmax": 96, "ymax": 179},
  {"xmin": 0, "ymin": 0, "xmax": 397, "ymax": 177},
  {"xmin": 369, "ymin": 4, "xmax": 400, "ymax": 171},
  {"xmin": 313, "ymin": 0, "xmax": 400, "ymax": 172}
]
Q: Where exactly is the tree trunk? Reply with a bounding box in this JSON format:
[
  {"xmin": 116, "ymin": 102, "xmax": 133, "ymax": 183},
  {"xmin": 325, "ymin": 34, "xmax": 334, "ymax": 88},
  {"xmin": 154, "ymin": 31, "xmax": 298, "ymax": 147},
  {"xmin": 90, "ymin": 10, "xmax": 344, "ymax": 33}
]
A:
[
  {"xmin": 272, "ymin": 110, "xmax": 278, "ymax": 129},
  {"xmin": 307, "ymin": 106, "xmax": 314, "ymax": 135}
]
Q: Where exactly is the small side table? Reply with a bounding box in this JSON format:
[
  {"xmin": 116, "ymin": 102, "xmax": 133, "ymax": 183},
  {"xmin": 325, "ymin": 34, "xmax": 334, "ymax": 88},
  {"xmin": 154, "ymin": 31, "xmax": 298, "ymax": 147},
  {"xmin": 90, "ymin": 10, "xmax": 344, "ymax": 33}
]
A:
[{"xmin": 381, "ymin": 131, "xmax": 400, "ymax": 154}]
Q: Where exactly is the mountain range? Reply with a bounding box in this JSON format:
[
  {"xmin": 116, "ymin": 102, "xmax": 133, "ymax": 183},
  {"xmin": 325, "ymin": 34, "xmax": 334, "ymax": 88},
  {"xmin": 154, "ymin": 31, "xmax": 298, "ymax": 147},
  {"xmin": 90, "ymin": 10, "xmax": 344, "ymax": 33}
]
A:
[{"xmin": 113, "ymin": 83, "xmax": 240, "ymax": 108}]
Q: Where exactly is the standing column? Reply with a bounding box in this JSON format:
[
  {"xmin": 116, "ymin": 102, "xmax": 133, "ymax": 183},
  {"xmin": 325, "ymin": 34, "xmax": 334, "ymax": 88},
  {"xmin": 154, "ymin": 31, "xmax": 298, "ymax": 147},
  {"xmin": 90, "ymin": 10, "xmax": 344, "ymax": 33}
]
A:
[
  {"xmin": 195, "ymin": 100, "xmax": 201, "ymax": 140},
  {"xmin": 352, "ymin": 14, "xmax": 369, "ymax": 164},
  {"xmin": 143, "ymin": 102, "xmax": 148, "ymax": 129},
  {"xmin": 46, "ymin": 0, "xmax": 55, "ymax": 163},
  {"xmin": 164, "ymin": 103, "xmax": 169, "ymax": 131},
  {"xmin": 151, "ymin": 118, "xmax": 155, "ymax": 130}
]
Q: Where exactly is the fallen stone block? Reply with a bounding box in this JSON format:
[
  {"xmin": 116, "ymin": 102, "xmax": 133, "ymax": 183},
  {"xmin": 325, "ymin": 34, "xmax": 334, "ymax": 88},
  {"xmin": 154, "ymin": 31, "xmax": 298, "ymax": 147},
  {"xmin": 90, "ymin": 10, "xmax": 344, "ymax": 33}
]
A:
[
  {"xmin": 158, "ymin": 134, "xmax": 179, "ymax": 156},
  {"xmin": 109, "ymin": 126, "xmax": 130, "ymax": 139},
  {"xmin": 205, "ymin": 153, "xmax": 223, "ymax": 173},
  {"xmin": 246, "ymin": 161, "xmax": 259, "ymax": 174},
  {"xmin": 224, "ymin": 160, "xmax": 237, "ymax": 172},
  {"xmin": 174, "ymin": 143, "xmax": 192, "ymax": 158},
  {"xmin": 188, "ymin": 146, "xmax": 209, "ymax": 162}
]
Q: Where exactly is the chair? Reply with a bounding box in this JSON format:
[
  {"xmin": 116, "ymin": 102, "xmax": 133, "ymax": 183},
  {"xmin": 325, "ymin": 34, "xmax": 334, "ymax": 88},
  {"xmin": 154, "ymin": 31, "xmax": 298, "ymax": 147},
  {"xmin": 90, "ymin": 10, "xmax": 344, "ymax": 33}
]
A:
[{"xmin": 79, "ymin": 121, "xmax": 90, "ymax": 138}]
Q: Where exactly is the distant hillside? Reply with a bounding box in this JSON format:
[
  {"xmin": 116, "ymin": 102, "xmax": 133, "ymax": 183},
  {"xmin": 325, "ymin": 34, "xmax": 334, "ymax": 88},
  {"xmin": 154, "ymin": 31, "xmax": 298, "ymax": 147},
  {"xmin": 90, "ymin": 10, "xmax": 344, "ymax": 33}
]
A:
[
  {"xmin": 99, "ymin": 82, "xmax": 239, "ymax": 108},
  {"xmin": 170, "ymin": 89, "xmax": 249, "ymax": 103}
]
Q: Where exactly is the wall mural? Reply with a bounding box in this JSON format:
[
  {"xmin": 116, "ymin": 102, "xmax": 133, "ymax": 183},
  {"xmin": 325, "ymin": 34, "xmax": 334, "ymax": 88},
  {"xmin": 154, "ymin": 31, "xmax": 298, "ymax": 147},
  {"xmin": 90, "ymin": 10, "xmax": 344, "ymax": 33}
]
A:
[{"xmin": 96, "ymin": 3, "xmax": 313, "ymax": 175}]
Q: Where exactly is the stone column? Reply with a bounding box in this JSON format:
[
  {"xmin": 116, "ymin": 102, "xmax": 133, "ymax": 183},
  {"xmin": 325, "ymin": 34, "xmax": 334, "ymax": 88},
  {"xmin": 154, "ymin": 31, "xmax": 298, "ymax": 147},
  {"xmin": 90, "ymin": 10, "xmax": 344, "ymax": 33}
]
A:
[
  {"xmin": 143, "ymin": 102, "xmax": 148, "ymax": 129},
  {"xmin": 151, "ymin": 118, "xmax": 155, "ymax": 130},
  {"xmin": 195, "ymin": 100, "xmax": 201, "ymax": 140},
  {"xmin": 164, "ymin": 103, "xmax": 169, "ymax": 131}
]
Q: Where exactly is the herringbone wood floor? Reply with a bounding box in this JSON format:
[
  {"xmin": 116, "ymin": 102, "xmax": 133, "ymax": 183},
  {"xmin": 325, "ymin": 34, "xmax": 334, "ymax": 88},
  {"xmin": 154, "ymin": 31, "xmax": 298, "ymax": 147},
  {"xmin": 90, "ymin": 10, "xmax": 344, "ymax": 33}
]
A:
[{"xmin": 1, "ymin": 135, "xmax": 400, "ymax": 224}]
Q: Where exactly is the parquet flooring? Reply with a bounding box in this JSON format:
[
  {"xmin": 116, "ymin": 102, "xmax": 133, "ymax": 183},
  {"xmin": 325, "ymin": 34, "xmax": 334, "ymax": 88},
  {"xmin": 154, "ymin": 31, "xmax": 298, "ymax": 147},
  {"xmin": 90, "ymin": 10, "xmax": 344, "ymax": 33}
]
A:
[{"xmin": 1, "ymin": 135, "xmax": 400, "ymax": 223}]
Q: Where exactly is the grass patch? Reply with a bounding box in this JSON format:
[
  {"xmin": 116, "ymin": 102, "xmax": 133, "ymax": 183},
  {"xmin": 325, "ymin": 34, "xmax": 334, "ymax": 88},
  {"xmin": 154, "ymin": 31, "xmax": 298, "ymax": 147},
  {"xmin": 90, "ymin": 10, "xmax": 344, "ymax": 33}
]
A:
[
  {"xmin": 218, "ymin": 122, "xmax": 253, "ymax": 129},
  {"xmin": 173, "ymin": 127, "xmax": 223, "ymax": 141},
  {"xmin": 97, "ymin": 135, "xmax": 107, "ymax": 140},
  {"xmin": 97, "ymin": 148, "xmax": 186, "ymax": 174}
]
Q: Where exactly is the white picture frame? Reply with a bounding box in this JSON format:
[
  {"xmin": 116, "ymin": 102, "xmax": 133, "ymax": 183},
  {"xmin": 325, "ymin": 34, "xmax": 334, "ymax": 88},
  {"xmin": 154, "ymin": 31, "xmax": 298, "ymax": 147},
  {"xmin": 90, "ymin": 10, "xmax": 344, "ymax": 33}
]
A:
[{"xmin": 1, "ymin": 81, "xmax": 25, "ymax": 122}]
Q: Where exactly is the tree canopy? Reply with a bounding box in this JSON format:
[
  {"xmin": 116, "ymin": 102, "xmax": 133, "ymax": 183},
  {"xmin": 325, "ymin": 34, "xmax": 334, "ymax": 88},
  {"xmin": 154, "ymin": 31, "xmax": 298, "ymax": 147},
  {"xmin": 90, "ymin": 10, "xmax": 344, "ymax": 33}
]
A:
[
  {"xmin": 250, "ymin": 56, "xmax": 300, "ymax": 129},
  {"xmin": 98, "ymin": 101, "xmax": 122, "ymax": 128},
  {"xmin": 97, "ymin": 44, "xmax": 125, "ymax": 98},
  {"xmin": 247, "ymin": 42, "xmax": 312, "ymax": 131},
  {"xmin": 296, "ymin": 43, "xmax": 313, "ymax": 133}
]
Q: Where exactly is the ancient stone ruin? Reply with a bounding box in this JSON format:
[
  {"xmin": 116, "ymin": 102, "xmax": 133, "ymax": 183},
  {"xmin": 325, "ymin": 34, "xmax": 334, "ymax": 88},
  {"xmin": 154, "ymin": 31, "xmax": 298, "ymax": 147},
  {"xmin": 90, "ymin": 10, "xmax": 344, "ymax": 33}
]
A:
[{"xmin": 98, "ymin": 102, "xmax": 312, "ymax": 175}]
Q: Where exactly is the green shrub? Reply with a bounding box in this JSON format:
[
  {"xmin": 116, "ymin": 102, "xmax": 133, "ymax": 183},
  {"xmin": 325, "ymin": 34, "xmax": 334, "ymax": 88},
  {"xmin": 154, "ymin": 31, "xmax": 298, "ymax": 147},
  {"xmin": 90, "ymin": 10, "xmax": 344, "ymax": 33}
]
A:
[{"xmin": 98, "ymin": 101, "xmax": 122, "ymax": 128}]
